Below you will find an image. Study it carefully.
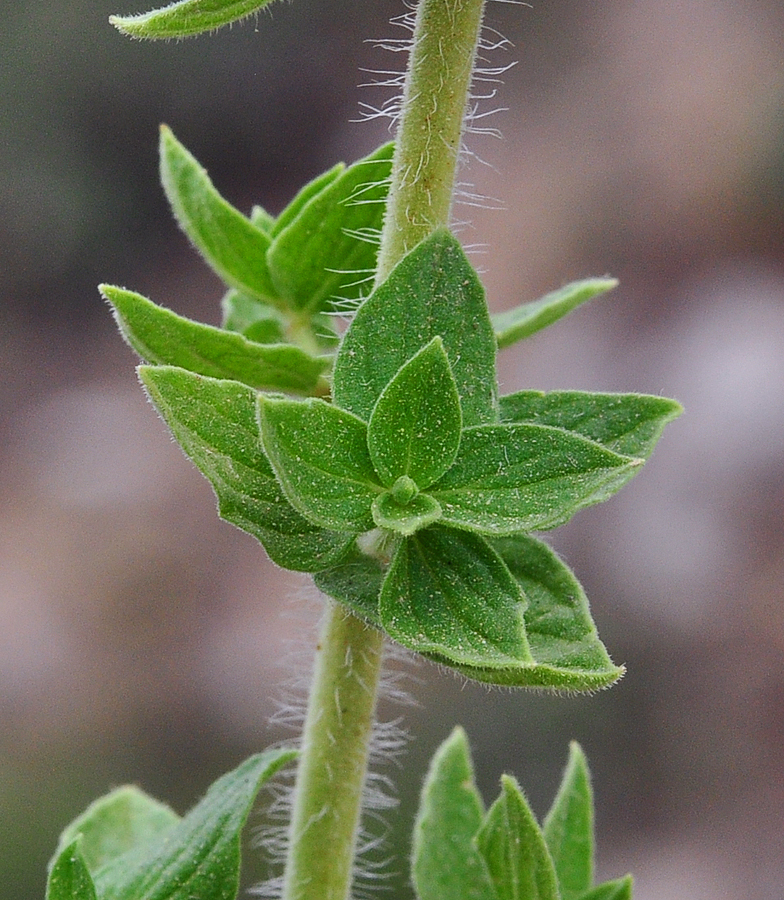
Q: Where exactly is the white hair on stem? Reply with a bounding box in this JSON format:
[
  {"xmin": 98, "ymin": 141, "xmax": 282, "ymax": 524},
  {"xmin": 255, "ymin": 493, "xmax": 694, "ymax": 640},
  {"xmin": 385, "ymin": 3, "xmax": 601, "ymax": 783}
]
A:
[{"xmin": 250, "ymin": 584, "xmax": 419, "ymax": 899}]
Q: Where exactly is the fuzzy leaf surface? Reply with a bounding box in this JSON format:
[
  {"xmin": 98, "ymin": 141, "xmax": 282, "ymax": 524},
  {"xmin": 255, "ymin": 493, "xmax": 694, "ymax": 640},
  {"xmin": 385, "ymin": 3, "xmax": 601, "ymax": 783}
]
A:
[
  {"xmin": 494, "ymin": 278, "xmax": 617, "ymax": 349},
  {"xmin": 368, "ymin": 337, "xmax": 462, "ymax": 488},
  {"xmin": 476, "ymin": 776, "xmax": 561, "ymax": 900},
  {"xmin": 140, "ymin": 367, "xmax": 355, "ymax": 571},
  {"xmin": 431, "ymin": 424, "xmax": 641, "ymax": 534},
  {"xmin": 490, "ymin": 535, "xmax": 622, "ymax": 687},
  {"xmin": 412, "ymin": 727, "xmax": 495, "ymax": 900},
  {"xmin": 258, "ymin": 397, "xmax": 381, "ymax": 532},
  {"xmin": 313, "ymin": 547, "xmax": 386, "ymax": 626},
  {"xmin": 105, "ymin": 286, "xmax": 327, "ymax": 393},
  {"xmin": 93, "ymin": 750, "xmax": 294, "ymax": 900},
  {"xmin": 270, "ymin": 163, "xmax": 344, "ymax": 237},
  {"xmin": 333, "ymin": 229, "xmax": 498, "ymax": 426},
  {"xmin": 379, "ymin": 525, "xmax": 532, "ymax": 668},
  {"xmin": 499, "ymin": 391, "xmax": 682, "ymax": 459},
  {"xmin": 52, "ymin": 787, "xmax": 179, "ymax": 875},
  {"xmin": 111, "ymin": 0, "xmax": 277, "ymax": 38},
  {"xmin": 159, "ymin": 126, "xmax": 279, "ymax": 304},
  {"xmin": 372, "ymin": 491, "xmax": 443, "ymax": 536},
  {"xmin": 267, "ymin": 143, "xmax": 393, "ymax": 312},
  {"xmin": 543, "ymin": 743, "xmax": 594, "ymax": 900},
  {"xmin": 47, "ymin": 843, "xmax": 98, "ymax": 900},
  {"xmin": 577, "ymin": 877, "xmax": 633, "ymax": 900}
]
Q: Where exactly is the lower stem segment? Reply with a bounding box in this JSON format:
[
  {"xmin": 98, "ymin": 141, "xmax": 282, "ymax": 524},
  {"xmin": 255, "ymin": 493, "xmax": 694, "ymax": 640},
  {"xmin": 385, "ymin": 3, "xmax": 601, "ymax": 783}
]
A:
[{"xmin": 281, "ymin": 604, "xmax": 385, "ymax": 900}]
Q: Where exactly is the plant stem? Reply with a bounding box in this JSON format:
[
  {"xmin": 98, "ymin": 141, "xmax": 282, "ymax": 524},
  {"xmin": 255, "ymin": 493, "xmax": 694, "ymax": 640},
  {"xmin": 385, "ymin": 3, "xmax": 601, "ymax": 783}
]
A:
[
  {"xmin": 376, "ymin": 0, "xmax": 487, "ymax": 281},
  {"xmin": 283, "ymin": 1, "xmax": 487, "ymax": 898},
  {"xmin": 282, "ymin": 605, "xmax": 384, "ymax": 900}
]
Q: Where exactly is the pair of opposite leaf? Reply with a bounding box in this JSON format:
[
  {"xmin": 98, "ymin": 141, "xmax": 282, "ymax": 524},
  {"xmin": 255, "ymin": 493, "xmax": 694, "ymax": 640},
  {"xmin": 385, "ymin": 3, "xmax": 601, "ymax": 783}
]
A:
[{"xmin": 105, "ymin": 132, "xmax": 681, "ymax": 690}]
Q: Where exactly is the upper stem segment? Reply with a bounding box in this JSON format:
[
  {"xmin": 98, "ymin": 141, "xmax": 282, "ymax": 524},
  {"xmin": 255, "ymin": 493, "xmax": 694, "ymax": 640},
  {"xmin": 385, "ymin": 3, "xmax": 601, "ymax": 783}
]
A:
[{"xmin": 376, "ymin": 0, "xmax": 487, "ymax": 281}]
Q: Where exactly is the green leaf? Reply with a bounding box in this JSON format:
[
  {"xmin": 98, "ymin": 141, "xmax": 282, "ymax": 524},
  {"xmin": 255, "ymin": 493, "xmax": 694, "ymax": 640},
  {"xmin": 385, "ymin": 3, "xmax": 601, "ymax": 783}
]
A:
[
  {"xmin": 51, "ymin": 787, "xmax": 178, "ymax": 875},
  {"xmin": 423, "ymin": 535, "xmax": 622, "ymax": 690},
  {"xmin": 379, "ymin": 525, "xmax": 532, "ymax": 668},
  {"xmin": 313, "ymin": 546, "xmax": 386, "ymax": 626},
  {"xmin": 499, "ymin": 391, "xmax": 683, "ymax": 459},
  {"xmin": 140, "ymin": 366, "xmax": 355, "ymax": 571},
  {"xmin": 333, "ymin": 228, "xmax": 498, "ymax": 427},
  {"xmin": 258, "ymin": 396, "xmax": 381, "ymax": 532},
  {"xmin": 494, "ymin": 278, "xmax": 617, "ymax": 349},
  {"xmin": 577, "ymin": 876, "xmax": 633, "ymax": 900},
  {"xmin": 104, "ymin": 285, "xmax": 327, "ymax": 394},
  {"xmin": 93, "ymin": 750, "xmax": 295, "ymax": 900},
  {"xmin": 159, "ymin": 125, "xmax": 279, "ymax": 304},
  {"xmin": 372, "ymin": 490, "xmax": 443, "ymax": 536},
  {"xmin": 111, "ymin": 0, "xmax": 277, "ymax": 40},
  {"xmin": 267, "ymin": 143, "xmax": 393, "ymax": 312},
  {"xmin": 543, "ymin": 742, "xmax": 593, "ymax": 900},
  {"xmin": 486, "ymin": 535, "xmax": 622, "ymax": 688},
  {"xmin": 476, "ymin": 776, "xmax": 561, "ymax": 900},
  {"xmin": 412, "ymin": 727, "xmax": 495, "ymax": 900},
  {"xmin": 270, "ymin": 163, "xmax": 344, "ymax": 238},
  {"xmin": 367, "ymin": 337, "xmax": 462, "ymax": 488},
  {"xmin": 47, "ymin": 842, "xmax": 98, "ymax": 900},
  {"xmin": 220, "ymin": 290, "xmax": 285, "ymax": 344},
  {"xmin": 431, "ymin": 424, "xmax": 642, "ymax": 535},
  {"xmin": 250, "ymin": 204, "xmax": 276, "ymax": 234}
]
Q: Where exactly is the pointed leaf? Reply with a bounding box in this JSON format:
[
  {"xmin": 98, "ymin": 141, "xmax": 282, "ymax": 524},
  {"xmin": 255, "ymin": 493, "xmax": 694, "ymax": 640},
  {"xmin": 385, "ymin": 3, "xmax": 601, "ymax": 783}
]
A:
[
  {"xmin": 267, "ymin": 143, "xmax": 393, "ymax": 312},
  {"xmin": 494, "ymin": 278, "xmax": 617, "ymax": 349},
  {"xmin": 488, "ymin": 534, "xmax": 622, "ymax": 688},
  {"xmin": 93, "ymin": 750, "xmax": 295, "ymax": 900},
  {"xmin": 368, "ymin": 337, "xmax": 462, "ymax": 488},
  {"xmin": 379, "ymin": 526, "xmax": 532, "ymax": 668},
  {"xmin": 333, "ymin": 229, "xmax": 498, "ymax": 426},
  {"xmin": 51, "ymin": 787, "xmax": 179, "ymax": 875},
  {"xmin": 412, "ymin": 727, "xmax": 496, "ymax": 900},
  {"xmin": 104, "ymin": 286, "xmax": 327, "ymax": 394},
  {"xmin": 250, "ymin": 204, "xmax": 275, "ymax": 234},
  {"xmin": 499, "ymin": 391, "xmax": 682, "ymax": 459},
  {"xmin": 271, "ymin": 163, "xmax": 344, "ymax": 238},
  {"xmin": 543, "ymin": 742, "xmax": 593, "ymax": 900},
  {"xmin": 47, "ymin": 842, "xmax": 98, "ymax": 900},
  {"xmin": 372, "ymin": 490, "xmax": 443, "ymax": 536},
  {"xmin": 159, "ymin": 126, "xmax": 279, "ymax": 303},
  {"xmin": 111, "ymin": 0, "xmax": 278, "ymax": 39},
  {"xmin": 258, "ymin": 396, "xmax": 381, "ymax": 532},
  {"xmin": 476, "ymin": 776, "xmax": 560, "ymax": 900},
  {"xmin": 140, "ymin": 367, "xmax": 355, "ymax": 571},
  {"xmin": 577, "ymin": 876, "xmax": 633, "ymax": 900},
  {"xmin": 422, "ymin": 534, "xmax": 622, "ymax": 690},
  {"xmin": 432, "ymin": 424, "xmax": 642, "ymax": 535},
  {"xmin": 313, "ymin": 547, "xmax": 385, "ymax": 626}
]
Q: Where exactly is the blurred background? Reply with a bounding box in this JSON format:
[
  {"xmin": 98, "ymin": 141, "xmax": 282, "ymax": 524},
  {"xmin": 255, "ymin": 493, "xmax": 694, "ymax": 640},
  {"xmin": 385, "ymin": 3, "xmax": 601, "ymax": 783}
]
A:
[{"xmin": 2, "ymin": 0, "xmax": 783, "ymax": 897}]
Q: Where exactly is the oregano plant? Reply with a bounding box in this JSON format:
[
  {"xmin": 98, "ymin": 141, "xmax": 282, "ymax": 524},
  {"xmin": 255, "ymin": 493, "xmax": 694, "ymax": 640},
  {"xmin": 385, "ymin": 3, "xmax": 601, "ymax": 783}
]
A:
[{"xmin": 45, "ymin": 0, "xmax": 682, "ymax": 899}]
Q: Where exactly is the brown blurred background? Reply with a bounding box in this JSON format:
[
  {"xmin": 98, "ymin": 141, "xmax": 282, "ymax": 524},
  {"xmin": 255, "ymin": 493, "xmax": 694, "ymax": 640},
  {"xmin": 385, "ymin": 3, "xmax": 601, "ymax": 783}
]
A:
[{"xmin": 2, "ymin": 1, "xmax": 783, "ymax": 898}]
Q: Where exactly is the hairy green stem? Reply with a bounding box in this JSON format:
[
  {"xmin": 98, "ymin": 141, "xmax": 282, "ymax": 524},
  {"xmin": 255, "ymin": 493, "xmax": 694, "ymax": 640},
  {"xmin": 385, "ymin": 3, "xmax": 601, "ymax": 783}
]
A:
[
  {"xmin": 377, "ymin": 0, "xmax": 487, "ymax": 280},
  {"xmin": 284, "ymin": 1, "xmax": 487, "ymax": 898},
  {"xmin": 282, "ymin": 605, "xmax": 384, "ymax": 900}
]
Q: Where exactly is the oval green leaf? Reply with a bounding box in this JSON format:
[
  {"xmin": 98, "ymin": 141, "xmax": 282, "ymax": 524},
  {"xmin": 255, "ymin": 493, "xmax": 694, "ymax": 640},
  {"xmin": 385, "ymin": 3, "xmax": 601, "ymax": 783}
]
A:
[
  {"xmin": 258, "ymin": 396, "xmax": 381, "ymax": 532},
  {"xmin": 333, "ymin": 228, "xmax": 498, "ymax": 427},
  {"xmin": 379, "ymin": 526, "xmax": 532, "ymax": 668},
  {"xmin": 368, "ymin": 337, "xmax": 462, "ymax": 488},
  {"xmin": 432, "ymin": 424, "xmax": 642, "ymax": 534}
]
